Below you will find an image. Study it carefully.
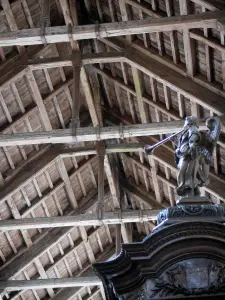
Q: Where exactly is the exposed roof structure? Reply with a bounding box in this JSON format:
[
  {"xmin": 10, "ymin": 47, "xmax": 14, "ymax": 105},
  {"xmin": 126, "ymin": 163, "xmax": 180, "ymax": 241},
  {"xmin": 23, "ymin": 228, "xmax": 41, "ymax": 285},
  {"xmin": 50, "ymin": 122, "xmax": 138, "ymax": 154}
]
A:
[{"xmin": 0, "ymin": 0, "xmax": 225, "ymax": 299}]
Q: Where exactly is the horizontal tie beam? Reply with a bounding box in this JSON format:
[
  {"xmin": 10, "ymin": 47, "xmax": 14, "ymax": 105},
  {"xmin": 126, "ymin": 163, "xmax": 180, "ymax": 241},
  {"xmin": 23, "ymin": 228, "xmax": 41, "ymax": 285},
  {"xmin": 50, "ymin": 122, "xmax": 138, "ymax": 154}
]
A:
[
  {"xmin": 0, "ymin": 10, "xmax": 224, "ymax": 47},
  {"xmin": 0, "ymin": 209, "xmax": 159, "ymax": 230},
  {"xmin": 23, "ymin": 52, "xmax": 125, "ymax": 70},
  {"xmin": 0, "ymin": 276, "xmax": 102, "ymax": 291},
  {"xmin": 0, "ymin": 120, "xmax": 207, "ymax": 147}
]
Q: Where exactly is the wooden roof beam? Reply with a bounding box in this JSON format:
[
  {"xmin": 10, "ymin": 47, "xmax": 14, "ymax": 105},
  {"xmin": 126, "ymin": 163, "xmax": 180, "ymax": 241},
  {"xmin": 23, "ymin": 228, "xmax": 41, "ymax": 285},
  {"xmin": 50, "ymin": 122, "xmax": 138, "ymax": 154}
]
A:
[
  {"xmin": 125, "ymin": 48, "xmax": 225, "ymax": 115},
  {"xmin": 0, "ymin": 10, "xmax": 224, "ymax": 47},
  {"xmin": 0, "ymin": 148, "xmax": 59, "ymax": 203},
  {"xmin": 0, "ymin": 148, "xmax": 95, "ymax": 205},
  {"xmin": 179, "ymin": 0, "xmax": 196, "ymax": 77},
  {"xmin": 47, "ymin": 246, "xmax": 115, "ymax": 300},
  {"xmin": 121, "ymin": 177, "xmax": 164, "ymax": 209},
  {"xmin": 93, "ymin": 65, "xmax": 179, "ymax": 120},
  {"xmin": 60, "ymin": 143, "xmax": 145, "ymax": 157},
  {"xmin": 2, "ymin": 224, "xmax": 113, "ymax": 299},
  {"xmin": 191, "ymin": 0, "xmax": 225, "ymax": 10},
  {"xmin": 0, "ymin": 141, "xmax": 156, "ymax": 212},
  {"xmin": 60, "ymin": 0, "xmax": 122, "ymax": 220},
  {"xmin": 0, "ymin": 276, "xmax": 102, "ymax": 291},
  {"xmin": 0, "ymin": 209, "xmax": 159, "ymax": 230},
  {"xmin": 56, "ymin": 156, "xmax": 78, "ymax": 209},
  {"xmin": 1, "ymin": 0, "xmax": 26, "ymax": 55},
  {"xmin": 54, "ymin": 1, "xmax": 99, "ymax": 127},
  {"xmin": 26, "ymin": 69, "xmax": 52, "ymax": 131},
  {"xmin": 0, "ymin": 44, "xmax": 64, "ymax": 90},
  {"xmin": 98, "ymin": 37, "xmax": 225, "ymax": 115},
  {"xmin": 0, "ymin": 120, "xmax": 212, "ymax": 147},
  {"xmin": 0, "ymin": 187, "xmax": 104, "ymax": 280},
  {"xmin": 119, "ymin": 0, "xmax": 134, "ymax": 43},
  {"xmin": 131, "ymin": 67, "xmax": 148, "ymax": 123},
  {"xmin": 107, "ymin": 0, "xmax": 225, "ymax": 97},
  {"xmin": 21, "ymin": 52, "xmax": 125, "ymax": 70}
]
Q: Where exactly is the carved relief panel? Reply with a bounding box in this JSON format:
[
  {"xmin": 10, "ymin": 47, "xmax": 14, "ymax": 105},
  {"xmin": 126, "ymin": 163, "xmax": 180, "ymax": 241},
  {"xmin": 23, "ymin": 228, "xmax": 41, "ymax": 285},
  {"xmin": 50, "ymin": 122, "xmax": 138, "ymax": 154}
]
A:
[{"xmin": 125, "ymin": 258, "xmax": 225, "ymax": 299}]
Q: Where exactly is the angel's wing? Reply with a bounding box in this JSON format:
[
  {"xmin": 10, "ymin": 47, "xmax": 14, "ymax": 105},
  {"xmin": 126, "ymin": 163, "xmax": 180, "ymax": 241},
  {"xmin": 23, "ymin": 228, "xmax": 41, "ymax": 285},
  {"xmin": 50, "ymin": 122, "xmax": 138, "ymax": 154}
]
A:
[
  {"xmin": 206, "ymin": 117, "xmax": 221, "ymax": 145},
  {"xmin": 201, "ymin": 117, "xmax": 221, "ymax": 164}
]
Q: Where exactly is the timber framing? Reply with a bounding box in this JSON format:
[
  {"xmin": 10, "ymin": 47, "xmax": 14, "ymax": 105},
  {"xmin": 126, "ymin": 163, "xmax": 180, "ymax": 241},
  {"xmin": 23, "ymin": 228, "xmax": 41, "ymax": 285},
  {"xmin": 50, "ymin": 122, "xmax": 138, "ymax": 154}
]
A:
[
  {"xmin": 0, "ymin": 120, "xmax": 208, "ymax": 146},
  {"xmin": 0, "ymin": 0, "xmax": 225, "ymax": 299},
  {"xmin": 21, "ymin": 52, "xmax": 125, "ymax": 69},
  {"xmin": 0, "ymin": 10, "xmax": 225, "ymax": 46},
  {"xmin": 0, "ymin": 276, "xmax": 102, "ymax": 291},
  {"xmin": 0, "ymin": 209, "xmax": 159, "ymax": 230}
]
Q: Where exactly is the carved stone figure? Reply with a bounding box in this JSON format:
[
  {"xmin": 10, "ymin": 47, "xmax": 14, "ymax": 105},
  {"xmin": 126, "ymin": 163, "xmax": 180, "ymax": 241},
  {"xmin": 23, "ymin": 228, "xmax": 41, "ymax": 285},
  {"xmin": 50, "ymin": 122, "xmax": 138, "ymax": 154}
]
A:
[
  {"xmin": 175, "ymin": 116, "xmax": 221, "ymax": 197},
  {"xmin": 144, "ymin": 116, "xmax": 221, "ymax": 198}
]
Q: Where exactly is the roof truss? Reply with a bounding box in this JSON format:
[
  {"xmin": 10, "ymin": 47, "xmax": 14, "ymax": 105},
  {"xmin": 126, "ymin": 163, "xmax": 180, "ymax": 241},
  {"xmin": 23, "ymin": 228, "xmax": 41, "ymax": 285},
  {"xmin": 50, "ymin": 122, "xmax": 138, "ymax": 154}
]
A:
[{"xmin": 0, "ymin": 0, "xmax": 225, "ymax": 299}]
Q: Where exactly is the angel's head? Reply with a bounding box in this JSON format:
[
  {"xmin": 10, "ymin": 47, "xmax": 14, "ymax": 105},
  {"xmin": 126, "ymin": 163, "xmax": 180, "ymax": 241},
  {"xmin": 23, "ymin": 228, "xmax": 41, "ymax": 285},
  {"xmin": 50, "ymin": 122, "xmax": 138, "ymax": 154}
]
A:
[
  {"xmin": 206, "ymin": 117, "xmax": 215, "ymax": 130},
  {"xmin": 184, "ymin": 116, "xmax": 199, "ymax": 128}
]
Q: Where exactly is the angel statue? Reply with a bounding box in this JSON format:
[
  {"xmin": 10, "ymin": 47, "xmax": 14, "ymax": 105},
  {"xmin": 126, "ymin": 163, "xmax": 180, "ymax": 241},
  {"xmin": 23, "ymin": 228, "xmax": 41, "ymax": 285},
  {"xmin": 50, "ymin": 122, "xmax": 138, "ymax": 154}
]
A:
[
  {"xmin": 175, "ymin": 116, "xmax": 221, "ymax": 197},
  {"xmin": 143, "ymin": 116, "xmax": 221, "ymax": 198}
]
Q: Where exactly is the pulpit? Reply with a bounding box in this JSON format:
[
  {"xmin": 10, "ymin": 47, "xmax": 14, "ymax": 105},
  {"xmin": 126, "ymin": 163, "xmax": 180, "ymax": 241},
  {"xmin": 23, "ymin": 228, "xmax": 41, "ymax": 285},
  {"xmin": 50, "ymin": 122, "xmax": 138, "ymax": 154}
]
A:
[{"xmin": 93, "ymin": 210, "xmax": 225, "ymax": 299}]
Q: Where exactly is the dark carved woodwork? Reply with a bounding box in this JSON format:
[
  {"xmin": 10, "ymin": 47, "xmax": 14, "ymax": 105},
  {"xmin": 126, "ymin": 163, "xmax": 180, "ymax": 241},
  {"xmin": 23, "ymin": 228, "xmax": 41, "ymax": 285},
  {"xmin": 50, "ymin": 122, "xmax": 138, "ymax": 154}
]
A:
[
  {"xmin": 150, "ymin": 259, "xmax": 225, "ymax": 297},
  {"xmin": 93, "ymin": 221, "xmax": 225, "ymax": 299},
  {"xmin": 157, "ymin": 204, "xmax": 225, "ymax": 225}
]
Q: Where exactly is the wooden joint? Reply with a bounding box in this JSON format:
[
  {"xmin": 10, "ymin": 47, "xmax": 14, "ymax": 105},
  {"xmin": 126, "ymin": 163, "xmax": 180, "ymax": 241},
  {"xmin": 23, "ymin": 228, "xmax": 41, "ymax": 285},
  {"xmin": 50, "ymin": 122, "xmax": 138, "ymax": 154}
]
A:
[
  {"xmin": 71, "ymin": 51, "xmax": 82, "ymax": 68},
  {"xmin": 40, "ymin": 17, "xmax": 50, "ymax": 44},
  {"xmin": 115, "ymin": 209, "xmax": 122, "ymax": 224},
  {"xmin": 124, "ymin": 44, "xmax": 134, "ymax": 59},
  {"xmin": 139, "ymin": 209, "xmax": 143, "ymax": 223},
  {"xmin": 19, "ymin": 53, "xmax": 29, "ymax": 67},
  {"xmin": 70, "ymin": 118, "xmax": 80, "ymax": 137},
  {"xmin": 217, "ymin": 18, "xmax": 225, "ymax": 32},
  {"xmin": 119, "ymin": 123, "xmax": 125, "ymax": 139},
  {"xmin": 97, "ymin": 141, "xmax": 105, "ymax": 157},
  {"xmin": 68, "ymin": 23, "xmax": 73, "ymax": 44},
  {"xmin": 95, "ymin": 22, "xmax": 100, "ymax": 39},
  {"xmin": 97, "ymin": 204, "xmax": 104, "ymax": 222},
  {"xmin": 95, "ymin": 125, "xmax": 102, "ymax": 141}
]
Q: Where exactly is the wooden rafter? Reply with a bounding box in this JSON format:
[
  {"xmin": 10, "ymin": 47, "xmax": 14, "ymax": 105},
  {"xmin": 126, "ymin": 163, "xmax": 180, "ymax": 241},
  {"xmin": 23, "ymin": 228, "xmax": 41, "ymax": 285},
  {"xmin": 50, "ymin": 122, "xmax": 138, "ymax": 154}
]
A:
[
  {"xmin": 0, "ymin": 189, "xmax": 110, "ymax": 280},
  {"xmin": 101, "ymin": 38, "xmax": 225, "ymax": 114},
  {"xmin": 0, "ymin": 0, "xmax": 225, "ymax": 298}
]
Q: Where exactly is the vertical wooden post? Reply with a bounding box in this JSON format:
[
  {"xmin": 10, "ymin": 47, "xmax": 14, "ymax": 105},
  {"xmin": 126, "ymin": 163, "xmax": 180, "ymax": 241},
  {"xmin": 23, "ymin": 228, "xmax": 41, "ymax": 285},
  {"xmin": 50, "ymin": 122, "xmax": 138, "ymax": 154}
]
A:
[
  {"xmin": 116, "ymin": 224, "xmax": 122, "ymax": 255},
  {"xmin": 179, "ymin": 0, "xmax": 196, "ymax": 77},
  {"xmin": 69, "ymin": 0, "xmax": 78, "ymax": 25},
  {"xmin": 119, "ymin": 0, "xmax": 134, "ymax": 43},
  {"xmin": 40, "ymin": 0, "xmax": 50, "ymax": 44},
  {"xmin": 96, "ymin": 142, "xmax": 105, "ymax": 221},
  {"xmin": 220, "ymin": 30, "xmax": 225, "ymax": 90},
  {"xmin": 71, "ymin": 51, "xmax": 82, "ymax": 135},
  {"xmin": 40, "ymin": 0, "xmax": 50, "ymax": 24}
]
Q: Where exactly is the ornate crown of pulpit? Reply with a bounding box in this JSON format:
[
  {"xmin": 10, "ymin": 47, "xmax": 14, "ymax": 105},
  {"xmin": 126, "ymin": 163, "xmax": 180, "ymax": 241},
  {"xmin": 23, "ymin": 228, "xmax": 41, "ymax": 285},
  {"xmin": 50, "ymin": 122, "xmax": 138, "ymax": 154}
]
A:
[{"xmin": 93, "ymin": 116, "xmax": 225, "ymax": 300}]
